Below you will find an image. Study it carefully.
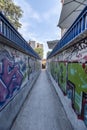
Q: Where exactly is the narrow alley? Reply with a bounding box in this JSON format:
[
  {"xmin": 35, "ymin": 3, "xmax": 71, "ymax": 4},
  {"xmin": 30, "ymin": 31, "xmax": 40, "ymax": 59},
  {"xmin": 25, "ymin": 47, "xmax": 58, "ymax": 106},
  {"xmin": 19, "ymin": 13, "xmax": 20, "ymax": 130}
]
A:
[
  {"xmin": 11, "ymin": 70, "xmax": 73, "ymax": 130},
  {"xmin": 1, "ymin": 1, "xmax": 87, "ymax": 130}
]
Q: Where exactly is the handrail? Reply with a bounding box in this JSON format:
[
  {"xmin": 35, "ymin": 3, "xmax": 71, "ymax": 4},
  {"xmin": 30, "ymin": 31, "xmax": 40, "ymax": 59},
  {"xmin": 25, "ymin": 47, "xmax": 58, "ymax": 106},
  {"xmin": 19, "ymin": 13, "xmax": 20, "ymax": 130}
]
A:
[
  {"xmin": 0, "ymin": 12, "xmax": 40, "ymax": 59},
  {"xmin": 47, "ymin": 6, "xmax": 87, "ymax": 59}
]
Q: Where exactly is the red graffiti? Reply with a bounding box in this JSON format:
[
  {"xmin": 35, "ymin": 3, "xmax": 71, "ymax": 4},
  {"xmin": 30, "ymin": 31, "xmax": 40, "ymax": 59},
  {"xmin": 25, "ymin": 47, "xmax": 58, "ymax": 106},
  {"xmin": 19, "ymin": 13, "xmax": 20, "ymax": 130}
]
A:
[{"xmin": 82, "ymin": 63, "xmax": 86, "ymax": 69}]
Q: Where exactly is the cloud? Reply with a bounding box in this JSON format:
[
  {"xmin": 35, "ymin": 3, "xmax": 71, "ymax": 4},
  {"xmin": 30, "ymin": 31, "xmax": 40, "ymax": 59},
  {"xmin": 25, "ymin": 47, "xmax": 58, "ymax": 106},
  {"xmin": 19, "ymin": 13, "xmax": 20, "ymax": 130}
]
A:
[
  {"xmin": 14, "ymin": 0, "xmax": 62, "ymax": 58},
  {"xmin": 14, "ymin": 0, "xmax": 42, "ymax": 41},
  {"xmin": 42, "ymin": 4, "xmax": 61, "ymax": 21},
  {"xmin": 19, "ymin": 27, "xmax": 38, "ymax": 42},
  {"xmin": 14, "ymin": 0, "xmax": 61, "ymax": 23},
  {"xmin": 14, "ymin": 0, "xmax": 41, "ymax": 22}
]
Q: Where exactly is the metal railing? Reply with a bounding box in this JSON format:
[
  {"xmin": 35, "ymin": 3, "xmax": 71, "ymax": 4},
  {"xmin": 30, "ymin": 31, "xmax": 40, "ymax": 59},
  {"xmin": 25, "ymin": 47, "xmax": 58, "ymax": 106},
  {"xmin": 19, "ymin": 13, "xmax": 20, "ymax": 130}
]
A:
[
  {"xmin": 0, "ymin": 12, "xmax": 40, "ymax": 59},
  {"xmin": 48, "ymin": 6, "xmax": 87, "ymax": 59}
]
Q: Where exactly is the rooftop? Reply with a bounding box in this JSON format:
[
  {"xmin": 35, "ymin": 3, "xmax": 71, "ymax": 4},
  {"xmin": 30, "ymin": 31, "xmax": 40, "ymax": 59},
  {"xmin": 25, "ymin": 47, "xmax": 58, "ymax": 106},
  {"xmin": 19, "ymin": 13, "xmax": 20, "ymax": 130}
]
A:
[
  {"xmin": 47, "ymin": 40, "xmax": 59, "ymax": 49},
  {"xmin": 58, "ymin": 0, "xmax": 87, "ymax": 29}
]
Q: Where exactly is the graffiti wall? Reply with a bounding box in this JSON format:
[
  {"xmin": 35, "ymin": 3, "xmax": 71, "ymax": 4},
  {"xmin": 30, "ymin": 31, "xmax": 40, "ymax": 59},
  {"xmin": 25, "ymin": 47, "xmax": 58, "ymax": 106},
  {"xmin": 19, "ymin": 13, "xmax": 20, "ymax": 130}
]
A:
[
  {"xmin": 58, "ymin": 62, "xmax": 67, "ymax": 94},
  {"xmin": 47, "ymin": 40, "xmax": 87, "ymax": 124},
  {"xmin": 66, "ymin": 41, "xmax": 87, "ymax": 116},
  {"xmin": 0, "ymin": 44, "xmax": 40, "ymax": 110}
]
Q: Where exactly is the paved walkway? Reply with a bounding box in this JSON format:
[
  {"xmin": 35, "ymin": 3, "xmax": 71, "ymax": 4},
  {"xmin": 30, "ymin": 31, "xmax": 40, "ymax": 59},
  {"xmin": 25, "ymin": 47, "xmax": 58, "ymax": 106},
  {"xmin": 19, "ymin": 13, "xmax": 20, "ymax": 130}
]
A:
[{"xmin": 11, "ymin": 70, "xmax": 73, "ymax": 130}]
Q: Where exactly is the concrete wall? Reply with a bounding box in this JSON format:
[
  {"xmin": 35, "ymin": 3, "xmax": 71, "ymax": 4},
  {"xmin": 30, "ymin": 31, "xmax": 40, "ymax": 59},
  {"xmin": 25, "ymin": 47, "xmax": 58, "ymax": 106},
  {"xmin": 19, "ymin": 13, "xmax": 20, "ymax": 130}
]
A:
[
  {"xmin": 47, "ymin": 41, "xmax": 87, "ymax": 126},
  {"xmin": 0, "ymin": 42, "xmax": 41, "ymax": 130}
]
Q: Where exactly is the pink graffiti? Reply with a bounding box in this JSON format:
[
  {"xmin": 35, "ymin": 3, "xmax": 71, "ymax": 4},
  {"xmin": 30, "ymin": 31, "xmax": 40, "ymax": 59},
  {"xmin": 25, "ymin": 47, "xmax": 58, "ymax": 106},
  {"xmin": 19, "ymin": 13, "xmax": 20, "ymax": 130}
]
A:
[
  {"xmin": 0, "ymin": 57, "xmax": 23, "ymax": 103},
  {"xmin": 0, "ymin": 80, "xmax": 8, "ymax": 102},
  {"xmin": 2, "ymin": 58, "xmax": 20, "ymax": 85},
  {"xmin": 9, "ymin": 70, "xmax": 23, "ymax": 96}
]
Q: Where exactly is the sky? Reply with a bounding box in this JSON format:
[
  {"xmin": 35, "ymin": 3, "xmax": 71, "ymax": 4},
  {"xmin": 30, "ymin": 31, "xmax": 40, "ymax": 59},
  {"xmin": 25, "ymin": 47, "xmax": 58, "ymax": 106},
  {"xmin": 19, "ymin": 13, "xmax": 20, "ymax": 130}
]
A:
[{"xmin": 14, "ymin": 0, "xmax": 62, "ymax": 58}]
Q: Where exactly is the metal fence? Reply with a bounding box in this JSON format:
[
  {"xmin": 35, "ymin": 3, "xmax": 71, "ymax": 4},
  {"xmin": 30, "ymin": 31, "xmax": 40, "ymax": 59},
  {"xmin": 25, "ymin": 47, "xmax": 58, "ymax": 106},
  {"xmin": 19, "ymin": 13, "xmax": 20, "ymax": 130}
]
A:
[
  {"xmin": 48, "ymin": 6, "xmax": 87, "ymax": 59},
  {"xmin": 0, "ymin": 12, "xmax": 40, "ymax": 59}
]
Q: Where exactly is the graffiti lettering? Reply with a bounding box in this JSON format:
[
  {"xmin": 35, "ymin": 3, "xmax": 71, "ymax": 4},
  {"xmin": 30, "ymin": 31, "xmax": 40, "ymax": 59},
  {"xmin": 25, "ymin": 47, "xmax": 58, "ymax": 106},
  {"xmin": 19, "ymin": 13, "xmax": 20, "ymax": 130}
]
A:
[
  {"xmin": 66, "ymin": 42, "xmax": 87, "ymax": 61},
  {"xmin": 74, "ymin": 43, "xmax": 87, "ymax": 52},
  {"xmin": 0, "ymin": 80, "xmax": 8, "ymax": 103},
  {"xmin": 0, "ymin": 56, "xmax": 23, "ymax": 103}
]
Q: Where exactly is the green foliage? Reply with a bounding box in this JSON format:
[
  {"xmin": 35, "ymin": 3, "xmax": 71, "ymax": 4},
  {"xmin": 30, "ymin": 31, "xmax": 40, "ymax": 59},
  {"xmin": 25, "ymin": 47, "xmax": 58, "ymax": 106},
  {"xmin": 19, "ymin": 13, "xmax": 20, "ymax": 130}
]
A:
[
  {"xmin": 0, "ymin": 0, "xmax": 23, "ymax": 29},
  {"xmin": 34, "ymin": 48, "xmax": 43, "ymax": 59},
  {"xmin": 58, "ymin": 62, "xmax": 67, "ymax": 92}
]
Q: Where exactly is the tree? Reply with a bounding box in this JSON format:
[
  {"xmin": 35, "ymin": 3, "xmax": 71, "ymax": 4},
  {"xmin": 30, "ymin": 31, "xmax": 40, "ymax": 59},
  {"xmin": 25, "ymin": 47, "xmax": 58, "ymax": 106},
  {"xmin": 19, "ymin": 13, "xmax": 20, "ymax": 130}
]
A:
[
  {"xmin": 0, "ymin": 0, "xmax": 23, "ymax": 29},
  {"xmin": 34, "ymin": 48, "xmax": 43, "ymax": 59}
]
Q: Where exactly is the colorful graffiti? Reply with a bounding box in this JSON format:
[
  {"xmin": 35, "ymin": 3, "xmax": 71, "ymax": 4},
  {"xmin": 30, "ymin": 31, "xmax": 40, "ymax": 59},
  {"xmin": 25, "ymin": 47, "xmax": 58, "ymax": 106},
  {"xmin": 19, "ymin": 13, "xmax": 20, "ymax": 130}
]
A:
[
  {"xmin": 58, "ymin": 62, "xmax": 67, "ymax": 94},
  {"xmin": 0, "ymin": 50, "xmax": 23, "ymax": 105},
  {"xmin": 47, "ymin": 40, "xmax": 87, "ymax": 126},
  {"xmin": 0, "ymin": 46, "xmax": 41, "ymax": 109}
]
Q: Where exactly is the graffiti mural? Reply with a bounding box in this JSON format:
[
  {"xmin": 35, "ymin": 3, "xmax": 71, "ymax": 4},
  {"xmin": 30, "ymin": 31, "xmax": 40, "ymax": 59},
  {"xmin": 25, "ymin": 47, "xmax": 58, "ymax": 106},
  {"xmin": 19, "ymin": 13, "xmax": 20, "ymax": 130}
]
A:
[
  {"xmin": 47, "ymin": 40, "xmax": 87, "ymax": 125},
  {"xmin": 28, "ymin": 57, "xmax": 38, "ymax": 81},
  {"xmin": 58, "ymin": 62, "xmax": 67, "ymax": 94},
  {"xmin": 0, "ymin": 50, "xmax": 23, "ymax": 105},
  {"xmin": 66, "ymin": 41, "xmax": 87, "ymax": 116},
  {"xmin": 0, "ymin": 43, "xmax": 41, "ymax": 110}
]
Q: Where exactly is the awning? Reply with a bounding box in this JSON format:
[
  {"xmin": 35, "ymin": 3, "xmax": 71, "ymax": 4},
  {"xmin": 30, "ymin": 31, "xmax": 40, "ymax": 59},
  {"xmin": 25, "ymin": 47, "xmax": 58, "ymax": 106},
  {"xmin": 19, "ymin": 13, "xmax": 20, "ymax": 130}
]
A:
[
  {"xmin": 58, "ymin": 0, "xmax": 87, "ymax": 29},
  {"xmin": 47, "ymin": 40, "xmax": 59, "ymax": 49}
]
